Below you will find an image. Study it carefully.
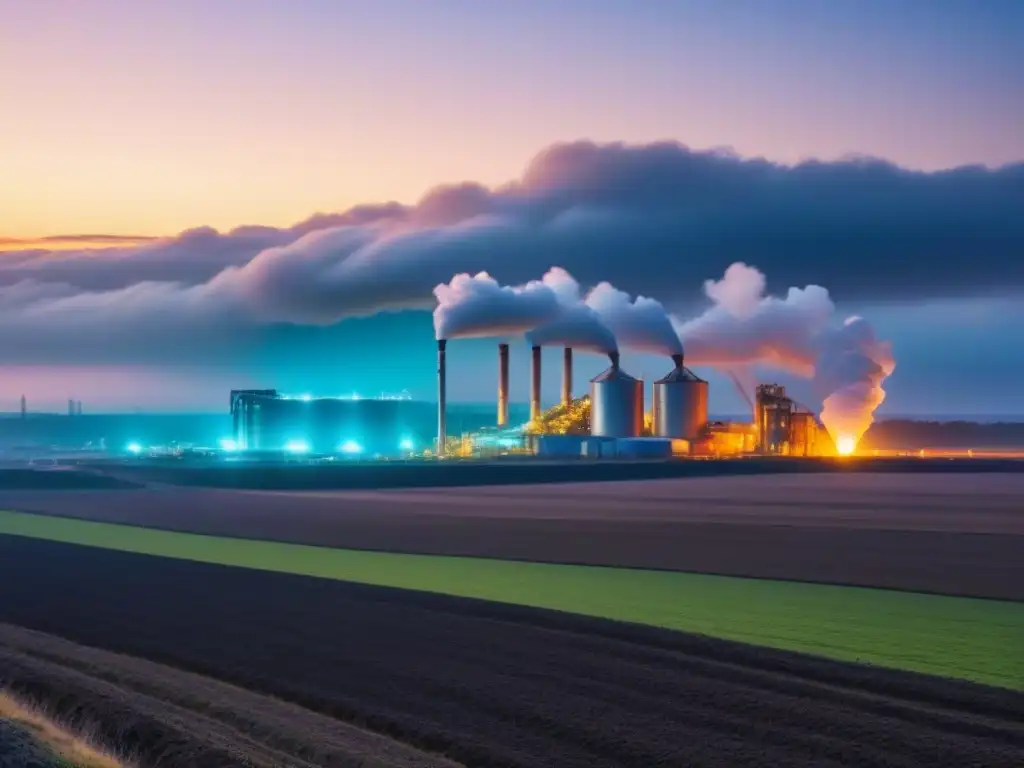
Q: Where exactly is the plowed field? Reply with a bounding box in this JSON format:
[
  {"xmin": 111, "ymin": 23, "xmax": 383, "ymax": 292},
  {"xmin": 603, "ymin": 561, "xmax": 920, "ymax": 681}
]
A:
[
  {"xmin": 1, "ymin": 536, "xmax": 1022, "ymax": 768},
  {"xmin": 3, "ymin": 472, "xmax": 1021, "ymax": 599}
]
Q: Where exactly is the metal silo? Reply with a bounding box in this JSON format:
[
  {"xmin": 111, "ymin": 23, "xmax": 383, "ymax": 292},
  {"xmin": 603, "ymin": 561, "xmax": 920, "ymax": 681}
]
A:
[
  {"xmin": 653, "ymin": 354, "xmax": 708, "ymax": 439},
  {"xmin": 590, "ymin": 352, "xmax": 643, "ymax": 437}
]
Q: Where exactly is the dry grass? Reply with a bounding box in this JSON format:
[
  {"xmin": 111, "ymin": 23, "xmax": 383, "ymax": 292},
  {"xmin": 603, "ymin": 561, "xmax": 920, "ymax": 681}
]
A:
[{"xmin": 0, "ymin": 690, "xmax": 129, "ymax": 768}]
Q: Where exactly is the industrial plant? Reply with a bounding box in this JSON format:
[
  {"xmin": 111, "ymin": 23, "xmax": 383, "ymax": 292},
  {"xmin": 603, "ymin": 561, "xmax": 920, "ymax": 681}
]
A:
[
  {"xmin": 433, "ymin": 338, "xmax": 839, "ymax": 461},
  {"xmin": 210, "ymin": 334, "xmax": 840, "ymax": 464}
]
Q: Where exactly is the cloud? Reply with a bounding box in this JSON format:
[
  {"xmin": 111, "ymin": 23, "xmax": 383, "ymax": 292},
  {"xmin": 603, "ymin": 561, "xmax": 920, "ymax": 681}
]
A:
[{"xmin": 0, "ymin": 140, "xmax": 1019, "ymax": 365}]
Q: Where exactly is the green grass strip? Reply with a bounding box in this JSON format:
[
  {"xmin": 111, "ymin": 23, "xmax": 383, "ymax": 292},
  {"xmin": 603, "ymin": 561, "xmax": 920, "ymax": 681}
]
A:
[{"xmin": 0, "ymin": 509, "xmax": 1020, "ymax": 690}]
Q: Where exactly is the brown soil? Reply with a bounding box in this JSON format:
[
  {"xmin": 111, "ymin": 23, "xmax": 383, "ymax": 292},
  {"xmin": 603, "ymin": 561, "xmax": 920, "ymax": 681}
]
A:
[
  {"xmin": 1, "ymin": 536, "xmax": 1023, "ymax": 768},
  {"xmin": 3, "ymin": 473, "xmax": 1022, "ymax": 600}
]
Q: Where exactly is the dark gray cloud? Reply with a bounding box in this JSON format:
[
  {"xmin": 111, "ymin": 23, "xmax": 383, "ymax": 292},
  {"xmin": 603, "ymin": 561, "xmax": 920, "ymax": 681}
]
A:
[{"xmin": 0, "ymin": 140, "xmax": 1019, "ymax": 365}]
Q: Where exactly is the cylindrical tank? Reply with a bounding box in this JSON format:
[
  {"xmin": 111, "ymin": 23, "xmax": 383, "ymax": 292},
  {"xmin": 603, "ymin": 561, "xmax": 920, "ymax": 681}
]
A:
[
  {"xmin": 590, "ymin": 352, "xmax": 643, "ymax": 437},
  {"xmin": 653, "ymin": 354, "xmax": 708, "ymax": 440}
]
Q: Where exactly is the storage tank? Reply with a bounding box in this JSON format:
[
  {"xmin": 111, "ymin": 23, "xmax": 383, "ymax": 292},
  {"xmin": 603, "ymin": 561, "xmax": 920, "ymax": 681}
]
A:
[
  {"xmin": 653, "ymin": 354, "xmax": 708, "ymax": 440},
  {"xmin": 590, "ymin": 352, "xmax": 643, "ymax": 437}
]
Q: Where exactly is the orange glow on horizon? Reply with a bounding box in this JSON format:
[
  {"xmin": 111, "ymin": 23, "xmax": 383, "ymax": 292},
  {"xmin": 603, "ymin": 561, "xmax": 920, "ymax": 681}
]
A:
[{"xmin": 0, "ymin": 236, "xmax": 158, "ymax": 253}]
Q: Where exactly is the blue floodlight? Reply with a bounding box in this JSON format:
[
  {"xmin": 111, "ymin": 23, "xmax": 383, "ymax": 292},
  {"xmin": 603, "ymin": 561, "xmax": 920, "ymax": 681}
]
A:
[
  {"xmin": 219, "ymin": 438, "xmax": 238, "ymax": 452},
  {"xmin": 339, "ymin": 440, "xmax": 363, "ymax": 455},
  {"xmin": 284, "ymin": 439, "xmax": 310, "ymax": 454},
  {"xmin": 126, "ymin": 442, "xmax": 143, "ymax": 455},
  {"xmin": 399, "ymin": 437, "xmax": 415, "ymax": 452},
  {"xmin": 299, "ymin": 393, "xmax": 312, "ymax": 402}
]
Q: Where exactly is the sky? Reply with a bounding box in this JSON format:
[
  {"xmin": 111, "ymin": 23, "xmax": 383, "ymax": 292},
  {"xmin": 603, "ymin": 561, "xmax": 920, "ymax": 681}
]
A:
[{"xmin": 1, "ymin": 0, "xmax": 1022, "ymax": 415}]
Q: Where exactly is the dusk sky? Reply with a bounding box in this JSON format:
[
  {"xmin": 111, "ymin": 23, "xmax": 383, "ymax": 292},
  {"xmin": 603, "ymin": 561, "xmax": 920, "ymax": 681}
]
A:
[{"xmin": 1, "ymin": 0, "xmax": 1022, "ymax": 415}]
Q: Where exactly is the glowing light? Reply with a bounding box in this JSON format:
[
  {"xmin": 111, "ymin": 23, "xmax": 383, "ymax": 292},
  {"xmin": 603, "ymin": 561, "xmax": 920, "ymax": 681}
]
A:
[
  {"xmin": 126, "ymin": 442, "xmax": 143, "ymax": 455},
  {"xmin": 284, "ymin": 439, "xmax": 310, "ymax": 454},
  {"xmin": 219, "ymin": 438, "xmax": 238, "ymax": 452},
  {"xmin": 836, "ymin": 436, "xmax": 856, "ymax": 456},
  {"xmin": 399, "ymin": 438, "xmax": 415, "ymax": 451},
  {"xmin": 339, "ymin": 440, "xmax": 363, "ymax": 454},
  {"xmin": 351, "ymin": 392, "xmax": 361, "ymax": 401},
  {"xmin": 299, "ymin": 393, "xmax": 312, "ymax": 402}
]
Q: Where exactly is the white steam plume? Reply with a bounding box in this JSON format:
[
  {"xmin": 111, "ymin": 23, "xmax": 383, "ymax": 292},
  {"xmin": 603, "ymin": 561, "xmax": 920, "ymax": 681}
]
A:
[
  {"xmin": 526, "ymin": 268, "xmax": 618, "ymax": 354},
  {"xmin": 674, "ymin": 262, "xmax": 895, "ymax": 444},
  {"xmin": 814, "ymin": 317, "xmax": 896, "ymax": 447},
  {"xmin": 432, "ymin": 271, "xmax": 562, "ymax": 340},
  {"xmin": 586, "ymin": 282, "xmax": 683, "ymax": 356},
  {"xmin": 674, "ymin": 263, "xmax": 833, "ymax": 376}
]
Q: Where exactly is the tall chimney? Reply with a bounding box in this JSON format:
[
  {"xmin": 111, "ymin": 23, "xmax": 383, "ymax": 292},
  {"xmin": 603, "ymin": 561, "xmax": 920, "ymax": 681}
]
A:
[
  {"xmin": 530, "ymin": 345, "xmax": 542, "ymax": 422},
  {"xmin": 609, "ymin": 351, "xmax": 620, "ymax": 370},
  {"xmin": 671, "ymin": 353, "xmax": 683, "ymax": 369},
  {"xmin": 68, "ymin": 398, "xmax": 75, "ymax": 417},
  {"xmin": 20, "ymin": 395, "xmax": 26, "ymax": 419},
  {"xmin": 437, "ymin": 339, "xmax": 447, "ymax": 455},
  {"xmin": 562, "ymin": 347, "xmax": 573, "ymax": 406},
  {"xmin": 497, "ymin": 343, "xmax": 509, "ymax": 426}
]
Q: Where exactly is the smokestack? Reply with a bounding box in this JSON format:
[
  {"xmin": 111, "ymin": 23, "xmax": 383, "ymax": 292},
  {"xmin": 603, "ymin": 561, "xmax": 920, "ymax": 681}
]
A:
[
  {"xmin": 437, "ymin": 339, "xmax": 447, "ymax": 455},
  {"xmin": 609, "ymin": 351, "xmax": 620, "ymax": 370},
  {"xmin": 497, "ymin": 343, "xmax": 509, "ymax": 426},
  {"xmin": 68, "ymin": 398, "xmax": 75, "ymax": 417},
  {"xmin": 20, "ymin": 395, "xmax": 26, "ymax": 419},
  {"xmin": 671, "ymin": 353, "xmax": 683, "ymax": 369},
  {"xmin": 77, "ymin": 400, "xmax": 83, "ymax": 416},
  {"xmin": 562, "ymin": 347, "xmax": 573, "ymax": 406},
  {"xmin": 530, "ymin": 345, "xmax": 542, "ymax": 422}
]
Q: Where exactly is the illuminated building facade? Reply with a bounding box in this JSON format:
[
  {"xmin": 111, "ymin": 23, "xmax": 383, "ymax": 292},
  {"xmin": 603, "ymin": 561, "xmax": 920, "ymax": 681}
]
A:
[{"xmin": 229, "ymin": 389, "xmax": 433, "ymax": 456}]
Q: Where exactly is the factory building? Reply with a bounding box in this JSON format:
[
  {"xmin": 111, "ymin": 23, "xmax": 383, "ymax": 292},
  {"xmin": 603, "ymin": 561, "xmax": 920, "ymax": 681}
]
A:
[
  {"xmin": 755, "ymin": 384, "xmax": 793, "ymax": 454},
  {"xmin": 230, "ymin": 389, "xmax": 433, "ymax": 456},
  {"xmin": 692, "ymin": 421, "xmax": 757, "ymax": 456},
  {"xmin": 752, "ymin": 383, "xmax": 829, "ymax": 457}
]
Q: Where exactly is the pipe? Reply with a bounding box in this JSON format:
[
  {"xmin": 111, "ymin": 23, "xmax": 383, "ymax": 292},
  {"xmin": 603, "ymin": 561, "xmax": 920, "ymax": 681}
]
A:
[
  {"xmin": 530, "ymin": 345, "xmax": 542, "ymax": 422},
  {"xmin": 437, "ymin": 339, "xmax": 447, "ymax": 454},
  {"xmin": 497, "ymin": 343, "xmax": 509, "ymax": 426},
  {"xmin": 671, "ymin": 353, "xmax": 683, "ymax": 369},
  {"xmin": 562, "ymin": 347, "xmax": 573, "ymax": 406},
  {"xmin": 609, "ymin": 350, "xmax": 620, "ymax": 370}
]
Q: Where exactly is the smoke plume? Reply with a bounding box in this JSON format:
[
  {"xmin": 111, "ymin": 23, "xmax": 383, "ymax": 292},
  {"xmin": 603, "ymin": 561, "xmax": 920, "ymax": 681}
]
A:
[
  {"xmin": 674, "ymin": 262, "xmax": 895, "ymax": 442},
  {"xmin": 814, "ymin": 317, "xmax": 896, "ymax": 447},
  {"xmin": 526, "ymin": 268, "xmax": 618, "ymax": 354},
  {"xmin": 432, "ymin": 271, "xmax": 562, "ymax": 340},
  {"xmin": 585, "ymin": 282, "xmax": 682, "ymax": 356},
  {"xmin": 674, "ymin": 263, "xmax": 834, "ymax": 375}
]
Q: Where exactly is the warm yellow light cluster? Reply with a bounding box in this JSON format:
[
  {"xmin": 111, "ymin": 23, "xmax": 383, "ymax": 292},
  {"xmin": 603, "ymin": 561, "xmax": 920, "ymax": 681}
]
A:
[
  {"xmin": 529, "ymin": 396, "xmax": 591, "ymax": 435},
  {"xmin": 836, "ymin": 435, "xmax": 857, "ymax": 456}
]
